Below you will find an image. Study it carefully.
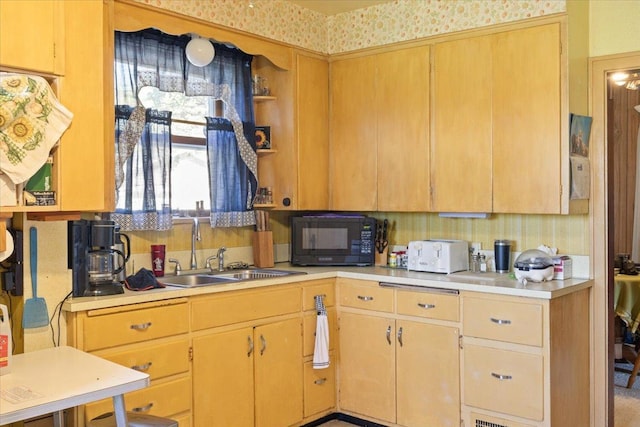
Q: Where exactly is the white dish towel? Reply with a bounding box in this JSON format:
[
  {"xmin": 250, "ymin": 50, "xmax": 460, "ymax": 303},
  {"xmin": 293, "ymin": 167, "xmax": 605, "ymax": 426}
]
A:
[{"xmin": 313, "ymin": 294, "xmax": 330, "ymax": 369}]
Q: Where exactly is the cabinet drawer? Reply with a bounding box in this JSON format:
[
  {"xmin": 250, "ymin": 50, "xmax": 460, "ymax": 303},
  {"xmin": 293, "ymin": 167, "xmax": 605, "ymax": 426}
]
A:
[
  {"xmin": 303, "ymin": 308, "xmax": 337, "ymax": 357},
  {"xmin": 303, "ymin": 279, "xmax": 336, "ymax": 311},
  {"xmin": 462, "ymin": 296, "xmax": 543, "ymax": 346},
  {"xmin": 397, "ymin": 289, "xmax": 459, "ymax": 321},
  {"xmin": 464, "ymin": 344, "xmax": 543, "ymax": 421},
  {"xmin": 85, "ymin": 376, "xmax": 191, "ymax": 422},
  {"xmin": 304, "ymin": 356, "xmax": 336, "ymax": 417},
  {"xmin": 98, "ymin": 339, "xmax": 190, "ymax": 381},
  {"xmin": 84, "ymin": 303, "xmax": 189, "ymax": 351},
  {"xmin": 192, "ymin": 287, "xmax": 301, "ymax": 330},
  {"xmin": 339, "ymin": 280, "xmax": 393, "ymax": 312}
]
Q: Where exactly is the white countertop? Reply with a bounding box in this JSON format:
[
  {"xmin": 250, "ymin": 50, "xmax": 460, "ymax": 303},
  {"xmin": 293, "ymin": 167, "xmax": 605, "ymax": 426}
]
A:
[{"xmin": 62, "ymin": 264, "xmax": 593, "ymax": 313}]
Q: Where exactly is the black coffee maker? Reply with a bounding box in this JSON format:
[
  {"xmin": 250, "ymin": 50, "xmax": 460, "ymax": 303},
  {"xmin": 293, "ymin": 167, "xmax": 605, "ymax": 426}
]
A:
[{"xmin": 68, "ymin": 219, "xmax": 126, "ymax": 297}]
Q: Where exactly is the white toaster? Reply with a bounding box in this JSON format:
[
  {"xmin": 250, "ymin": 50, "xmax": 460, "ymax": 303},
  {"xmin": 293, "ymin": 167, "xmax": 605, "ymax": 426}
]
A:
[{"xmin": 407, "ymin": 239, "xmax": 469, "ymax": 273}]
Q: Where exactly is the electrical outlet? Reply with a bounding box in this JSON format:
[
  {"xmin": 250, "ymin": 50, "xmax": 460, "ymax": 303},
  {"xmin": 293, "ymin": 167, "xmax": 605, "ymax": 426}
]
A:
[{"xmin": 471, "ymin": 242, "xmax": 482, "ymax": 253}]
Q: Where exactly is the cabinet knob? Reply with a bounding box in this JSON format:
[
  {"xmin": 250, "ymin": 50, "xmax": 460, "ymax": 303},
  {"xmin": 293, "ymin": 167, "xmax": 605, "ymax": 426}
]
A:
[
  {"xmin": 130, "ymin": 322, "xmax": 152, "ymax": 331},
  {"xmin": 417, "ymin": 302, "xmax": 436, "ymax": 310},
  {"xmin": 491, "ymin": 372, "xmax": 513, "ymax": 381},
  {"xmin": 131, "ymin": 362, "xmax": 152, "ymax": 372}
]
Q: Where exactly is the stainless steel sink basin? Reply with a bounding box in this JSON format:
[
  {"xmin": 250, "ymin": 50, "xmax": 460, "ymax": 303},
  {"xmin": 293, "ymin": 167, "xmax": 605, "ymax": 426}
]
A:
[
  {"xmin": 162, "ymin": 269, "xmax": 306, "ymax": 288},
  {"xmin": 213, "ymin": 269, "xmax": 306, "ymax": 280},
  {"xmin": 161, "ymin": 274, "xmax": 239, "ymax": 288}
]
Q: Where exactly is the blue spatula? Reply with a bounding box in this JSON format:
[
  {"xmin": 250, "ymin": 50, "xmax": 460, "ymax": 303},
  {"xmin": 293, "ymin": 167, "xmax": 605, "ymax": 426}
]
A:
[{"xmin": 23, "ymin": 227, "xmax": 49, "ymax": 329}]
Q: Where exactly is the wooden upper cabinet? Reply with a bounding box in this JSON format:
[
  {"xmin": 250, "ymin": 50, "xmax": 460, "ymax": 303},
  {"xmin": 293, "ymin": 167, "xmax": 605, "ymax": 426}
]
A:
[
  {"xmin": 296, "ymin": 53, "xmax": 329, "ymax": 210},
  {"xmin": 330, "ymin": 55, "xmax": 377, "ymax": 211},
  {"xmin": 0, "ymin": 0, "xmax": 64, "ymax": 75},
  {"xmin": 432, "ymin": 23, "xmax": 563, "ymax": 214},
  {"xmin": 330, "ymin": 47, "xmax": 430, "ymax": 212},
  {"xmin": 377, "ymin": 46, "xmax": 430, "ymax": 212},
  {"xmin": 58, "ymin": 0, "xmax": 115, "ymax": 212},
  {"xmin": 492, "ymin": 23, "xmax": 561, "ymax": 214},
  {"xmin": 432, "ymin": 36, "xmax": 492, "ymax": 212}
]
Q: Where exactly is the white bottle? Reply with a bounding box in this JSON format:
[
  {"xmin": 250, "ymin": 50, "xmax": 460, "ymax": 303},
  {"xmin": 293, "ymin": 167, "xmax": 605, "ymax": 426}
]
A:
[{"xmin": 0, "ymin": 304, "xmax": 12, "ymax": 375}]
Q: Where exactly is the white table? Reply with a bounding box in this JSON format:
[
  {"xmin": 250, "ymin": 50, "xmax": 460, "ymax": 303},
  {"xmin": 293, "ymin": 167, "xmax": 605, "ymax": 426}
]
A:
[{"xmin": 0, "ymin": 346, "xmax": 149, "ymax": 427}]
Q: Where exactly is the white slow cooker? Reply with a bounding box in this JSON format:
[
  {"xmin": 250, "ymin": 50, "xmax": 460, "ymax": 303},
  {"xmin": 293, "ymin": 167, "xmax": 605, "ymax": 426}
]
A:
[{"xmin": 514, "ymin": 249, "xmax": 554, "ymax": 284}]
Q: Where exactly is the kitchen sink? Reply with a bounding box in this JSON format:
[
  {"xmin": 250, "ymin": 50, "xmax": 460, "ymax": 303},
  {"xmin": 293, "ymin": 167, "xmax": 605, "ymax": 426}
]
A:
[
  {"xmin": 213, "ymin": 269, "xmax": 306, "ymax": 280},
  {"xmin": 160, "ymin": 274, "xmax": 239, "ymax": 288},
  {"xmin": 161, "ymin": 268, "xmax": 306, "ymax": 288}
]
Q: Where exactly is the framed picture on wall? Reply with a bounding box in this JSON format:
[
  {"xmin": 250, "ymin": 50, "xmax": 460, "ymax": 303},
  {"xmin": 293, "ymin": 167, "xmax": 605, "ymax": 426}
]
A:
[{"xmin": 255, "ymin": 126, "xmax": 271, "ymax": 149}]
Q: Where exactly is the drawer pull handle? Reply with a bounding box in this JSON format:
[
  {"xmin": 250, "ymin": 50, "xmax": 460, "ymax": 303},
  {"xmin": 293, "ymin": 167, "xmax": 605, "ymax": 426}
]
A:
[
  {"xmin": 357, "ymin": 295, "xmax": 374, "ymax": 301},
  {"xmin": 130, "ymin": 322, "xmax": 152, "ymax": 331},
  {"xmin": 491, "ymin": 372, "xmax": 513, "ymax": 381},
  {"xmin": 490, "ymin": 317, "xmax": 511, "ymax": 325},
  {"xmin": 260, "ymin": 334, "xmax": 267, "ymax": 355},
  {"xmin": 131, "ymin": 362, "xmax": 152, "ymax": 372},
  {"xmin": 417, "ymin": 303, "xmax": 436, "ymax": 309},
  {"xmin": 132, "ymin": 402, "xmax": 154, "ymax": 413},
  {"xmin": 314, "ymin": 378, "xmax": 327, "ymax": 385},
  {"xmin": 386, "ymin": 325, "xmax": 392, "ymax": 345},
  {"xmin": 397, "ymin": 326, "xmax": 403, "ymax": 347},
  {"xmin": 247, "ymin": 336, "xmax": 254, "ymax": 357}
]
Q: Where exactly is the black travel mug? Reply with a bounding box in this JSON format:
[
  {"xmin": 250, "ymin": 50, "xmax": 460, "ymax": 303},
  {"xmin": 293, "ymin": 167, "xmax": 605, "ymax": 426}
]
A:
[{"xmin": 494, "ymin": 240, "xmax": 511, "ymax": 273}]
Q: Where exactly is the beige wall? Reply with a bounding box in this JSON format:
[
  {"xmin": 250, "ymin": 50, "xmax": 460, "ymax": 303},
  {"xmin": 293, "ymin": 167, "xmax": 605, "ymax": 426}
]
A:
[{"xmin": 589, "ymin": 0, "xmax": 640, "ymax": 57}]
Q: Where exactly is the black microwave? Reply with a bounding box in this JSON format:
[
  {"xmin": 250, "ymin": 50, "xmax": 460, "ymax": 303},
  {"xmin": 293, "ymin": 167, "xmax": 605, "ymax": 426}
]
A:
[{"xmin": 290, "ymin": 214, "xmax": 376, "ymax": 266}]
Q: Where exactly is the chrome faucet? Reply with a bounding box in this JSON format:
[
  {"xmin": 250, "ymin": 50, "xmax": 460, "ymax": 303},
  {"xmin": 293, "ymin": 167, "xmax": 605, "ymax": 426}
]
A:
[
  {"xmin": 205, "ymin": 246, "xmax": 227, "ymax": 272},
  {"xmin": 216, "ymin": 247, "xmax": 227, "ymax": 271},
  {"xmin": 190, "ymin": 217, "xmax": 201, "ymax": 270}
]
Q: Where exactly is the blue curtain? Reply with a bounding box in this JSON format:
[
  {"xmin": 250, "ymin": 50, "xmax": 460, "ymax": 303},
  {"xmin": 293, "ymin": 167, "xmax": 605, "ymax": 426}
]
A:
[
  {"xmin": 112, "ymin": 106, "xmax": 172, "ymax": 231},
  {"xmin": 113, "ymin": 29, "xmax": 257, "ymax": 229}
]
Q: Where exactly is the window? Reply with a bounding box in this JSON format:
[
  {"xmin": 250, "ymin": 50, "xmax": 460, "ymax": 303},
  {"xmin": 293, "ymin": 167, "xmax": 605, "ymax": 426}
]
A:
[
  {"xmin": 113, "ymin": 29, "xmax": 257, "ymax": 231},
  {"xmin": 138, "ymin": 86, "xmax": 213, "ymax": 214}
]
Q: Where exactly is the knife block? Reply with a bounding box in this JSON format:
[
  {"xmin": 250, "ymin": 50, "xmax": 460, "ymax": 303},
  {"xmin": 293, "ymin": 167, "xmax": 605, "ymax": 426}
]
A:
[
  {"xmin": 252, "ymin": 231, "xmax": 274, "ymax": 268},
  {"xmin": 375, "ymin": 247, "xmax": 388, "ymax": 266}
]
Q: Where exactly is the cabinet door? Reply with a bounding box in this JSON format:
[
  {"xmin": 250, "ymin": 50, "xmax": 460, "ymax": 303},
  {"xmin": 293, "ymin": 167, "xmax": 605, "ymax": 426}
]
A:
[
  {"xmin": 396, "ymin": 320, "xmax": 460, "ymax": 427},
  {"xmin": 432, "ymin": 36, "xmax": 493, "ymax": 212},
  {"xmin": 339, "ymin": 312, "xmax": 395, "ymax": 423},
  {"xmin": 492, "ymin": 24, "xmax": 561, "ymax": 213},
  {"xmin": 255, "ymin": 318, "xmax": 303, "ymax": 427},
  {"xmin": 192, "ymin": 327, "xmax": 254, "ymax": 427},
  {"xmin": 297, "ymin": 53, "xmax": 329, "ymax": 210},
  {"xmin": 59, "ymin": 0, "xmax": 114, "ymax": 211},
  {"xmin": 377, "ymin": 46, "xmax": 431, "ymax": 212},
  {"xmin": 0, "ymin": 0, "xmax": 63, "ymax": 74},
  {"xmin": 330, "ymin": 56, "xmax": 377, "ymax": 211}
]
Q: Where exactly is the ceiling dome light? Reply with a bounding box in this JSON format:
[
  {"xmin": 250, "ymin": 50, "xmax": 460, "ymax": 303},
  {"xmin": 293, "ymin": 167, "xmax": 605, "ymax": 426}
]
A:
[{"xmin": 186, "ymin": 37, "xmax": 215, "ymax": 67}]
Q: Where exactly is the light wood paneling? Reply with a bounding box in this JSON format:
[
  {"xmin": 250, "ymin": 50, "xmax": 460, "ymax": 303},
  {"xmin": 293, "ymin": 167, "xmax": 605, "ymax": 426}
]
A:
[{"xmin": 609, "ymin": 81, "xmax": 640, "ymax": 257}]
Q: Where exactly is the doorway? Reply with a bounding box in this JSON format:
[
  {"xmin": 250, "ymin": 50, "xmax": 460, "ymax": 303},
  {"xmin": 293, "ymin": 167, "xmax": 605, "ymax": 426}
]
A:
[{"xmin": 591, "ymin": 52, "xmax": 640, "ymax": 427}]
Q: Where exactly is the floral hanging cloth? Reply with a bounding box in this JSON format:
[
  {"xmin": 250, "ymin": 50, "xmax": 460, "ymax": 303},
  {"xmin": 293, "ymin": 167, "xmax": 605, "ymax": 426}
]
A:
[{"xmin": 0, "ymin": 73, "xmax": 73, "ymax": 184}]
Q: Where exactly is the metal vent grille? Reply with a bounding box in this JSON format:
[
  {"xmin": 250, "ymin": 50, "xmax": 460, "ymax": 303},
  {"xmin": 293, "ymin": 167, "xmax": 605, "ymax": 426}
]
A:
[{"xmin": 476, "ymin": 420, "xmax": 508, "ymax": 427}]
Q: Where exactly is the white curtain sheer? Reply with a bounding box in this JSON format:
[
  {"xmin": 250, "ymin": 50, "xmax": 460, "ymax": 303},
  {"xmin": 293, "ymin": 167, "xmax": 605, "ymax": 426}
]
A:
[{"xmin": 632, "ymin": 104, "xmax": 640, "ymax": 262}]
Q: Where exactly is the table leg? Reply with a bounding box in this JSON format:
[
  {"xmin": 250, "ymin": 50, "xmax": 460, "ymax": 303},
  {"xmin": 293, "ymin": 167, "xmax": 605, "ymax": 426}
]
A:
[
  {"xmin": 52, "ymin": 410, "xmax": 64, "ymax": 427},
  {"xmin": 628, "ymin": 350, "xmax": 640, "ymax": 388},
  {"xmin": 112, "ymin": 394, "xmax": 129, "ymax": 427}
]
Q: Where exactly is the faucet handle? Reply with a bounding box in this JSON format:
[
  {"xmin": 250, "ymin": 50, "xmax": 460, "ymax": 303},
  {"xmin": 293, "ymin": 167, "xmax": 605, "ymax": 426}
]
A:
[
  {"xmin": 205, "ymin": 255, "xmax": 217, "ymax": 270},
  {"xmin": 168, "ymin": 258, "xmax": 182, "ymax": 275}
]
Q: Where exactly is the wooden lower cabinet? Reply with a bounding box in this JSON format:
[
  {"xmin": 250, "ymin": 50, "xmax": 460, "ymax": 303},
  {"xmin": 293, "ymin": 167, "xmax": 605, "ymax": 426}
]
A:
[
  {"xmin": 339, "ymin": 312, "xmax": 460, "ymax": 426},
  {"xmin": 192, "ymin": 317, "xmax": 303, "ymax": 427},
  {"xmin": 66, "ymin": 299, "xmax": 191, "ymax": 426},
  {"xmin": 461, "ymin": 289, "xmax": 590, "ymax": 426}
]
